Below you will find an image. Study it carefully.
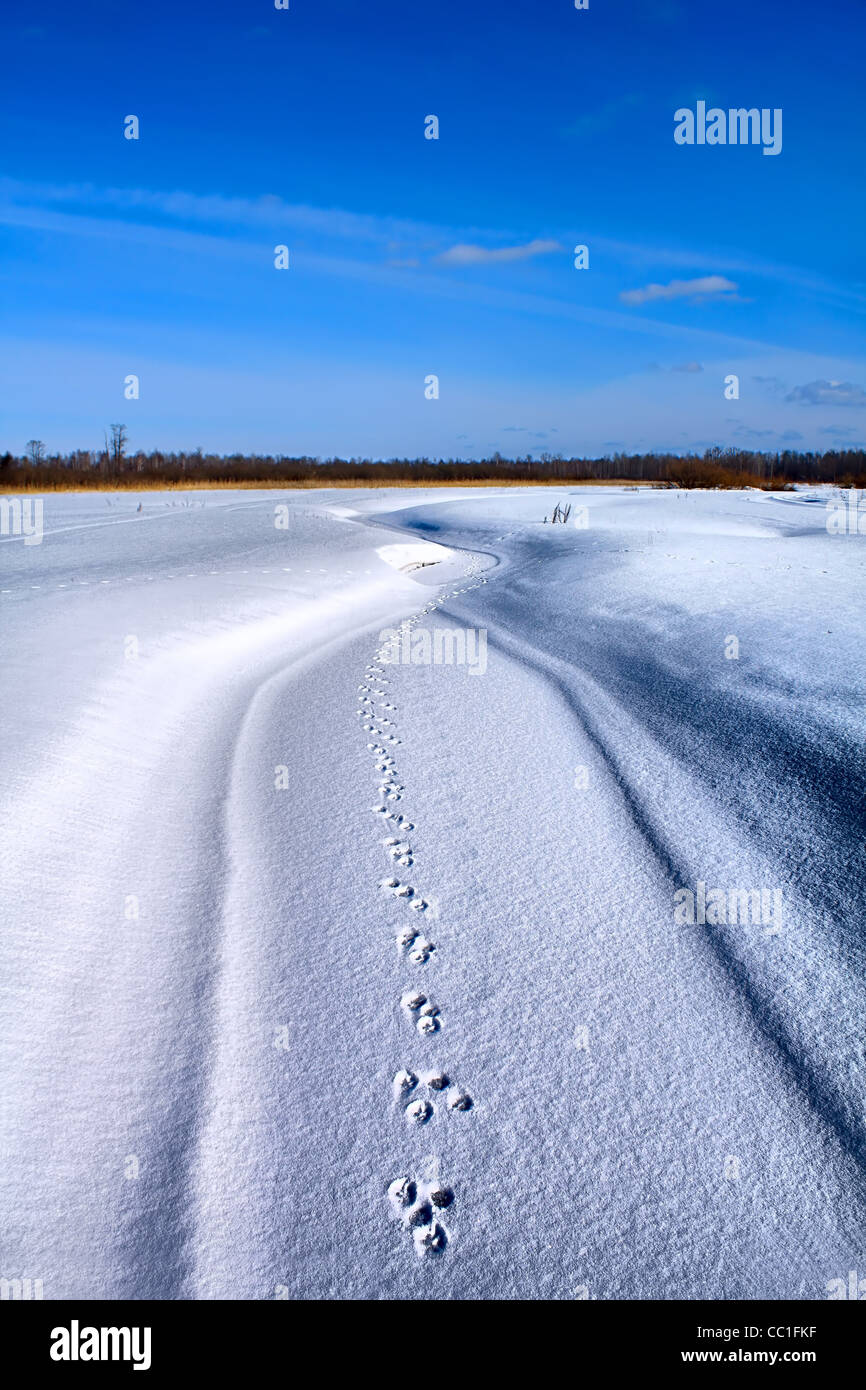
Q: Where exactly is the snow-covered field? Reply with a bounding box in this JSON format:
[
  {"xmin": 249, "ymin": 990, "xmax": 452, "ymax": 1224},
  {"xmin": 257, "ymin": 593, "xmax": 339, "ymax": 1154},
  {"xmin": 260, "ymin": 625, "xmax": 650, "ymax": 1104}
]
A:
[{"xmin": 1, "ymin": 485, "xmax": 864, "ymax": 1300}]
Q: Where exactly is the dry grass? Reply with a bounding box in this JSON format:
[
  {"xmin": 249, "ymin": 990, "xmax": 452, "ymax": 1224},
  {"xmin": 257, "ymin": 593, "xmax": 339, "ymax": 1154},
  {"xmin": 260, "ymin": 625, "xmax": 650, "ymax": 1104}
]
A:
[{"xmin": 0, "ymin": 476, "xmax": 660, "ymax": 494}]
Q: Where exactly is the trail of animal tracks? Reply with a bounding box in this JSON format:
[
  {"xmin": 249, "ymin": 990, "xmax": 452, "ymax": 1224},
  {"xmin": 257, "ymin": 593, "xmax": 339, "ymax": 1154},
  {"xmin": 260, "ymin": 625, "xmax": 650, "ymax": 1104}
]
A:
[{"xmin": 0, "ymin": 486, "xmax": 864, "ymax": 1299}]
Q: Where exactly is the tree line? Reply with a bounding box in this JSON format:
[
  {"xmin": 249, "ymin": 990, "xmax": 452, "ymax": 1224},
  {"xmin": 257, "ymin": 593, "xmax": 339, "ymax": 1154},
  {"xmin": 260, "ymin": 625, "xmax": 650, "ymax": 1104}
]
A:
[{"xmin": 2, "ymin": 438, "xmax": 864, "ymax": 491}]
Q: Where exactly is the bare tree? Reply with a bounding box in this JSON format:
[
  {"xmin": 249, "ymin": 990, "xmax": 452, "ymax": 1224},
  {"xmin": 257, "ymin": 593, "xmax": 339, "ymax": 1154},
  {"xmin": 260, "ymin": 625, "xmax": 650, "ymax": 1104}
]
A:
[
  {"xmin": 109, "ymin": 423, "xmax": 128, "ymax": 467},
  {"xmin": 26, "ymin": 439, "xmax": 45, "ymax": 465}
]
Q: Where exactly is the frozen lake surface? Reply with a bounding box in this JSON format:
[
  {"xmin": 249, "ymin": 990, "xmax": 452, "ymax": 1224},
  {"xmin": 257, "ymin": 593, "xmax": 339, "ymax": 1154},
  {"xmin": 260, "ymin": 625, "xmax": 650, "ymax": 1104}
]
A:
[{"xmin": 1, "ymin": 484, "xmax": 864, "ymax": 1299}]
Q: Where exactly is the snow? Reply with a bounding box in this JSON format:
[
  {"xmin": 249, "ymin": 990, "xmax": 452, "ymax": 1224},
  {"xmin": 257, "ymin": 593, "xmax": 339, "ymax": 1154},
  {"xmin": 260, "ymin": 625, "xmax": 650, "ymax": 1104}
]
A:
[
  {"xmin": 376, "ymin": 540, "xmax": 455, "ymax": 571},
  {"xmin": 0, "ymin": 484, "xmax": 863, "ymax": 1300}
]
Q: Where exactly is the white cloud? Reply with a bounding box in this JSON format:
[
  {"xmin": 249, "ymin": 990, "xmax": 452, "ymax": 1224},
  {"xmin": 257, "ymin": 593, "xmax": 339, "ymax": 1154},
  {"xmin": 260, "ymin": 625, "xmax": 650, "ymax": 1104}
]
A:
[
  {"xmin": 786, "ymin": 379, "xmax": 866, "ymax": 408},
  {"xmin": 620, "ymin": 275, "xmax": 739, "ymax": 306},
  {"xmin": 435, "ymin": 239, "xmax": 562, "ymax": 267}
]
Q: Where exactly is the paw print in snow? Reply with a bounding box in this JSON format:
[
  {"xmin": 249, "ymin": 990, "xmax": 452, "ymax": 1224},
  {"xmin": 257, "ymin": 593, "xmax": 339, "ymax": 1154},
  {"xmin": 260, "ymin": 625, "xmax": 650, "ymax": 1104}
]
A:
[
  {"xmin": 391, "ymin": 1066, "xmax": 473, "ymax": 1118},
  {"xmin": 387, "ymin": 1171, "xmax": 454, "ymax": 1258}
]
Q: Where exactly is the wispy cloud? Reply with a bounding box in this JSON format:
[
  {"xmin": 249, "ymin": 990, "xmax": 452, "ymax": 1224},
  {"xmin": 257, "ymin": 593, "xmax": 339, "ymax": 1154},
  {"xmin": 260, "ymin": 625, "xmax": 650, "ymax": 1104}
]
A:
[
  {"xmin": 786, "ymin": 379, "xmax": 866, "ymax": 408},
  {"xmin": 0, "ymin": 198, "xmax": 784, "ymax": 353},
  {"xmin": 671, "ymin": 361, "xmax": 703, "ymax": 373},
  {"xmin": 435, "ymin": 239, "xmax": 562, "ymax": 267},
  {"xmin": 620, "ymin": 275, "xmax": 739, "ymax": 306},
  {"xmin": 3, "ymin": 176, "xmax": 862, "ymax": 313},
  {"xmin": 0, "ymin": 177, "xmax": 451, "ymax": 250},
  {"xmin": 733, "ymin": 424, "xmax": 776, "ymax": 439},
  {"xmin": 0, "ymin": 179, "xmax": 843, "ymax": 363},
  {"xmin": 752, "ymin": 374, "xmax": 787, "ymax": 395}
]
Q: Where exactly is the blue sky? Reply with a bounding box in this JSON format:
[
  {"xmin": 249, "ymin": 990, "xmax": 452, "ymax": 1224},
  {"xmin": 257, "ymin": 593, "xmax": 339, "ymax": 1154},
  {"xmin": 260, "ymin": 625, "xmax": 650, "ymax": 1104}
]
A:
[{"xmin": 2, "ymin": 0, "xmax": 865, "ymax": 459}]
